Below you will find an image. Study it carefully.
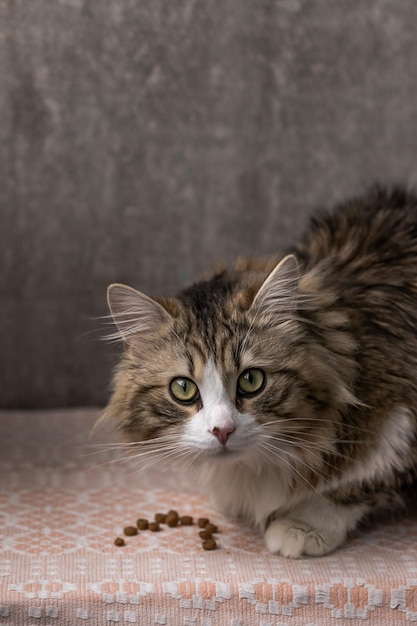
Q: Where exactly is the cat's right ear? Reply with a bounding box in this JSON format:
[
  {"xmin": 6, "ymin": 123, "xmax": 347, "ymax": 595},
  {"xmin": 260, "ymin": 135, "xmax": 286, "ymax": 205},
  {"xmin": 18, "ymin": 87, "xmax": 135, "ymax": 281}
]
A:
[
  {"xmin": 106, "ymin": 283, "xmax": 172, "ymax": 342},
  {"xmin": 251, "ymin": 254, "xmax": 300, "ymax": 317}
]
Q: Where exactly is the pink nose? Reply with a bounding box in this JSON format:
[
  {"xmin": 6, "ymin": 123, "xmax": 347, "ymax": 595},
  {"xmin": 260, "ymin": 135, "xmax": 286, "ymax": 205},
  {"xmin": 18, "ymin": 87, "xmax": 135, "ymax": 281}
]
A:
[{"xmin": 210, "ymin": 426, "xmax": 235, "ymax": 445}]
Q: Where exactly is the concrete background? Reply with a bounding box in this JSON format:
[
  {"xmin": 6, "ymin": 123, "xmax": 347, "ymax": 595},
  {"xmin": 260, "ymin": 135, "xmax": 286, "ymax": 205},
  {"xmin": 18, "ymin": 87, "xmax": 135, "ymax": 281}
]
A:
[{"xmin": 2, "ymin": 0, "xmax": 417, "ymax": 407}]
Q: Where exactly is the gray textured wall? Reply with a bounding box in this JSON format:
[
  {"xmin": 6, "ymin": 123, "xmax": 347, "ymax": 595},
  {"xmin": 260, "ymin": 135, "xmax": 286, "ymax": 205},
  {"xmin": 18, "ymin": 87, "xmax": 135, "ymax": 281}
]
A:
[{"xmin": 2, "ymin": 0, "xmax": 417, "ymax": 408}]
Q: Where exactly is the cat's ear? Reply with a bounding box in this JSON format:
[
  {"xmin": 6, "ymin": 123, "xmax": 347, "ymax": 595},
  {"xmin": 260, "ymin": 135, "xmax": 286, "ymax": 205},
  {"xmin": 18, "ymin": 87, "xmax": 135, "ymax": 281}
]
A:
[
  {"xmin": 107, "ymin": 283, "xmax": 172, "ymax": 342},
  {"xmin": 251, "ymin": 254, "xmax": 299, "ymax": 318}
]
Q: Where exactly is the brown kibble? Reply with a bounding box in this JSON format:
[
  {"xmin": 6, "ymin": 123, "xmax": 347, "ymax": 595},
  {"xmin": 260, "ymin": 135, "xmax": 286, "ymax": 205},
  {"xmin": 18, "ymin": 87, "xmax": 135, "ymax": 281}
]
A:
[
  {"xmin": 137, "ymin": 518, "xmax": 149, "ymax": 530},
  {"xmin": 114, "ymin": 537, "xmax": 125, "ymax": 547},
  {"xmin": 205, "ymin": 523, "xmax": 218, "ymax": 534},
  {"xmin": 199, "ymin": 530, "xmax": 212, "ymax": 540},
  {"xmin": 121, "ymin": 511, "xmax": 218, "ymax": 548},
  {"xmin": 166, "ymin": 513, "xmax": 179, "ymax": 527},
  {"xmin": 202, "ymin": 538, "xmax": 217, "ymax": 551},
  {"xmin": 198, "ymin": 517, "xmax": 209, "ymax": 528}
]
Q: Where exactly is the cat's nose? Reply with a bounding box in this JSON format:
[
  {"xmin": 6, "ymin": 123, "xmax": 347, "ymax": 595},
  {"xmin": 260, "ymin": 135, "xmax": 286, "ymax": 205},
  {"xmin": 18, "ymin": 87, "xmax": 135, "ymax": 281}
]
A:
[{"xmin": 210, "ymin": 425, "xmax": 235, "ymax": 445}]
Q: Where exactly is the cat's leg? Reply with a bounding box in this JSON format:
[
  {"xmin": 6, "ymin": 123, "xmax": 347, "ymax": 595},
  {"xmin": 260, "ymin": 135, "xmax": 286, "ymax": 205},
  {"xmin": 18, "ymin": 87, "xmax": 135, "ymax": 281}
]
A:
[{"xmin": 264, "ymin": 496, "xmax": 368, "ymax": 558}]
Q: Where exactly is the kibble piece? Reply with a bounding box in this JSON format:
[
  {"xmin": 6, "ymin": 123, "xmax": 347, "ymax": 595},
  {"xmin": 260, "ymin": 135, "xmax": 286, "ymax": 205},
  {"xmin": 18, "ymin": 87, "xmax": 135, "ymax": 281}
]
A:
[
  {"xmin": 199, "ymin": 530, "xmax": 212, "ymax": 540},
  {"xmin": 180, "ymin": 515, "xmax": 193, "ymax": 526},
  {"xmin": 204, "ymin": 523, "xmax": 218, "ymax": 534},
  {"xmin": 124, "ymin": 526, "xmax": 138, "ymax": 536},
  {"xmin": 202, "ymin": 538, "xmax": 217, "ymax": 551},
  {"xmin": 155, "ymin": 513, "xmax": 167, "ymax": 524},
  {"xmin": 198, "ymin": 517, "xmax": 209, "ymax": 528},
  {"xmin": 114, "ymin": 537, "xmax": 125, "ymax": 547},
  {"xmin": 148, "ymin": 522, "xmax": 160, "ymax": 532},
  {"xmin": 166, "ymin": 513, "xmax": 179, "ymax": 527},
  {"xmin": 167, "ymin": 509, "xmax": 179, "ymax": 518},
  {"xmin": 136, "ymin": 518, "xmax": 149, "ymax": 530}
]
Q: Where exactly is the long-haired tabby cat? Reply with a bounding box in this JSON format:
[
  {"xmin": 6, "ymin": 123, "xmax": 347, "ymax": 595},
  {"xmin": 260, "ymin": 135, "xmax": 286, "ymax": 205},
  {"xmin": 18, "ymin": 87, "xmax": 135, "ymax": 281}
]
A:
[{"xmin": 104, "ymin": 186, "xmax": 417, "ymax": 558}]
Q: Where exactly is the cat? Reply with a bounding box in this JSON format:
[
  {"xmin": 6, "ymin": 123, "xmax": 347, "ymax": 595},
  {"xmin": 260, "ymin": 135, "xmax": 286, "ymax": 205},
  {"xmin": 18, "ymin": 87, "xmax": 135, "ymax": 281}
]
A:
[{"xmin": 104, "ymin": 186, "xmax": 417, "ymax": 558}]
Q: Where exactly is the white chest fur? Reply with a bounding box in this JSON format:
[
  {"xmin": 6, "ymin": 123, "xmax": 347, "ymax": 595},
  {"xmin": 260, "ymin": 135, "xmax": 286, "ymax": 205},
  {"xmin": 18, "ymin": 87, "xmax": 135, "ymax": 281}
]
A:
[{"xmin": 202, "ymin": 462, "xmax": 294, "ymax": 528}]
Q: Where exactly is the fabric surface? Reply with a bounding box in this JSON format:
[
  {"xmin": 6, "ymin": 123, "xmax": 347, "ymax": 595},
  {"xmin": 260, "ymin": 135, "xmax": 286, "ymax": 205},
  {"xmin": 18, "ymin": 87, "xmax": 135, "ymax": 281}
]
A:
[
  {"xmin": 2, "ymin": 1, "xmax": 417, "ymax": 408},
  {"xmin": 1, "ymin": 408, "xmax": 417, "ymax": 625}
]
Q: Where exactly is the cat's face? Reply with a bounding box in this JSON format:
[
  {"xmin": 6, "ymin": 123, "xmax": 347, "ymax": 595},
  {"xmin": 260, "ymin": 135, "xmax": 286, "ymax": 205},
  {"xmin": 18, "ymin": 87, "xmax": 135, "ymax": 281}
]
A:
[{"xmin": 105, "ymin": 256, "xmax": 355, "ymax": 477}]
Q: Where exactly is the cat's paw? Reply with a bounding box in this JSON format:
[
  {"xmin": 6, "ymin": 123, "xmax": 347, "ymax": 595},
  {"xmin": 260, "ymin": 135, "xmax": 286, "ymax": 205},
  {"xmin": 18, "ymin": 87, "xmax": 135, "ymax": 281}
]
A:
[{"xmin": 264, "ymin": 518, "xmax": 343, "ymax": 558}]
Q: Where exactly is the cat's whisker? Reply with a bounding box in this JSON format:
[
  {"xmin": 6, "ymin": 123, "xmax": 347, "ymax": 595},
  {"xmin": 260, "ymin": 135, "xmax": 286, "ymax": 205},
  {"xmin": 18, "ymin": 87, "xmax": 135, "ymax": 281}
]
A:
[
  {"xmin": 82, "ymin": 437, "xmax": 180, "ymax": 455},
  {"xmin": 261, "ymin": 447, "xmax": 339, "ymax": 507},
  {"xmin": 83, "ymin": 453, "xmax": 143, "ymax": 472},
  {"xmin": 135, "ymin": 445, "xmax": 197, "ymax": 474},
  {"xmin": 256, "ymin": 440, "xmax": 333, "ymax": 507},
  {"xmin": 259, "ymin": 430, "xmax": 371, "ymax": 447},
  {"xmin": 257, "ymin": 434, "xmax": 370, "ymax": 491},
  {"xmin": 80, "ymin": 444, "xmax": 147, "ymax": 457},
  {"xmin": 258, "ymin": 431, "xmax": 371, "ymax": 469},
  {"xmin": 82, "ymin": 436, "xmax": 179, "ymax": 452},
  {"xmin": 106, "ymin": 450, "xmax": 182, "ymax": 478},
  {"xmin": 83, "ymin": 437, "xmax": 189, "ymax": 472},
  {"xmin": 174, "ymin": 447, "xmax": 203, "ymax": 473},
  {"xmin": 85, "ymin": 446, "xmax": 172, "ymax": 468},
  {"xmin": 127, "ymin": 442, "xmax": 184, "ymax": 461},
  {"xmin": 261, "ymin": 439, "xmax": 348, "ymax": 474},
  {"xmin": 260, "ymin": 418, "xmax": 375, "ymax": 437}
]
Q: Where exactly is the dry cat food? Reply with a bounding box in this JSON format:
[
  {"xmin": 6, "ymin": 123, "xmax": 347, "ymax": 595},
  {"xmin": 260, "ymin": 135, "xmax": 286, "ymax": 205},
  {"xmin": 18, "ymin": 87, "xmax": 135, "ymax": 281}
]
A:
[
  {"xmin": 136, "ymin": 518, "xmax": 149, "ymax": 530},
  {"xmin": 204, "ymin": 523, "xmax": 218, "ymax": 534},
  {"xmin": 166, "ymin": 510, "xmax": 179, "ymax": 527},
  {"xmin": 167, "ymin": 509, "xmax": 179, "ymax": 517},
  {"xmin": 198, "ymin": 518, "xmax": 219, "ymax": 551},
  {"xmin": 114, "ymin": 511, "xmax": 219, "ymax": 550},
  {"xmin": 202, "ymin": 537, "xmax": 217, "ymax": 551},
  {"xmin": 197, "ymin": 517, "xmax": 209, "ymax": 528},
  {"xmin": 114, "ymin": 537, "xmax": 125, "ymax": 547},
  {"xmin": 199, "ymin": 529, "xmax": 212, "ymax": 540}
]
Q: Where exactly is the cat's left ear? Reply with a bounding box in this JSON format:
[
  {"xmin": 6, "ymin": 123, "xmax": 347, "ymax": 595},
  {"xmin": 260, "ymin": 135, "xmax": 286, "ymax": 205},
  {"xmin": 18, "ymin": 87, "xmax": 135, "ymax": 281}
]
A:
[{"xmin": 251, "ymin": 254, "xmax": 299, "ymax": 317}]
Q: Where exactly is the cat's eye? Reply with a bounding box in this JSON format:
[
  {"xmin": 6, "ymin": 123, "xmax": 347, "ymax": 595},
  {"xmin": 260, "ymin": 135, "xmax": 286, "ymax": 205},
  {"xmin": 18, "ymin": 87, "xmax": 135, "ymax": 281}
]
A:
[
  {"xmin": 169, "ymin": 377, "xmax": 200, "ymax": 404},
  {"xmin": 237, "ymin": 368, "xmax": 266, "ymax": 397}
]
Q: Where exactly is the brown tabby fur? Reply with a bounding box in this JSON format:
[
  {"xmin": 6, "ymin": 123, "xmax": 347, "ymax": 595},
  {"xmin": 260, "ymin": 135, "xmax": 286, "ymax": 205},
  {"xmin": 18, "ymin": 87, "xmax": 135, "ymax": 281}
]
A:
[{"xmin": 105, "ymin": 186, "xmax": 417, "ymax": 555}]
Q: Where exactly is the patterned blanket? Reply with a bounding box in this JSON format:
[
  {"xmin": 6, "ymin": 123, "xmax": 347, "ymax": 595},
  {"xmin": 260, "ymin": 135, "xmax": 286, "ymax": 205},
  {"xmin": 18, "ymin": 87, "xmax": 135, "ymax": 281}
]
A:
[{"xmin": 1, "ymin": 409, "xmax": 416, "ymax": 625}]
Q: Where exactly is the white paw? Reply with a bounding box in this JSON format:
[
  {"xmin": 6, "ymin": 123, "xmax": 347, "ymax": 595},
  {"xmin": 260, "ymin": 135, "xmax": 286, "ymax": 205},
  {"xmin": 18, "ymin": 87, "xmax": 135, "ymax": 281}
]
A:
[{"xmin": 264, "ymin": 518, "xmax": 343, "ymax": 558}]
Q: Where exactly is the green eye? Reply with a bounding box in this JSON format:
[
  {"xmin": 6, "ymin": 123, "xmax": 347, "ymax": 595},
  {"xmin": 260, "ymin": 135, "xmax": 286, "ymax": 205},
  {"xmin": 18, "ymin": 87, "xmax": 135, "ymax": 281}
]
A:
[
  {"xmin": 237, "ymin": 368, "xmax": 266, "ymax": 397},
  {"xmin": 169, "ymin": 377, "xmax": 200, "ymax": 404}
]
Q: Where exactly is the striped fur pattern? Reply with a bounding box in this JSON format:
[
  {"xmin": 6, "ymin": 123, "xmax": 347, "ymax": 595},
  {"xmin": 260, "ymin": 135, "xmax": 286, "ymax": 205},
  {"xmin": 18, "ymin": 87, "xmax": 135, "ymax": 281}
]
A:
[{"xmin": 104, "ymin": 187, "xmax": 417, "ymax": 557}]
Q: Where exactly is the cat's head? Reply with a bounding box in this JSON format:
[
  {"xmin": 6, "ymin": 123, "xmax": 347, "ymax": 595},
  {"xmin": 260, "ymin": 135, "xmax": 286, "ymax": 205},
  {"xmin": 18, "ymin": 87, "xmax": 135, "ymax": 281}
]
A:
[{"xmin": 104, "ymin": 255, "xmax": 357, "ymax": 478}]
